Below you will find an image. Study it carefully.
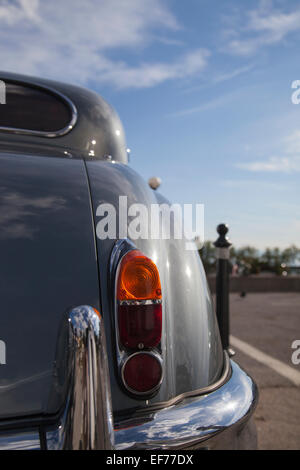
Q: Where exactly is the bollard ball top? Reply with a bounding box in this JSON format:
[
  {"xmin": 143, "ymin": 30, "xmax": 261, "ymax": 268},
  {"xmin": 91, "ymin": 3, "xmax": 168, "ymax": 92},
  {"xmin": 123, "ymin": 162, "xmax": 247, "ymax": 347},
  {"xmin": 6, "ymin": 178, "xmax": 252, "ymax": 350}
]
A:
[
  {"xmin": 217, "ymin": 223, "xmax": 229, "ymax": 236},
  {"xmin": 214, "ymin": 223, "xmax": 232, "ymax": 248}
]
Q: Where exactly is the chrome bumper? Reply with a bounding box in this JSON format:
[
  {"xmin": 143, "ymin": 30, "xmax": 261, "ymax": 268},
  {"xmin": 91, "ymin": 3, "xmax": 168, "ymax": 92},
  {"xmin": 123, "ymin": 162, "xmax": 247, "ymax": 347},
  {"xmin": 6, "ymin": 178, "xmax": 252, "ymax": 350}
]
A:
[
  {"xmin": 114, "ymin": 360, "xmax": 258, "ymax": 450},
  {"xmin": 0, "ymin": 306, "xmax": 257, "ymax": 450},
  {"xmin": 46, "ymin": 306, "xmax": 114, "ymax": 449}
]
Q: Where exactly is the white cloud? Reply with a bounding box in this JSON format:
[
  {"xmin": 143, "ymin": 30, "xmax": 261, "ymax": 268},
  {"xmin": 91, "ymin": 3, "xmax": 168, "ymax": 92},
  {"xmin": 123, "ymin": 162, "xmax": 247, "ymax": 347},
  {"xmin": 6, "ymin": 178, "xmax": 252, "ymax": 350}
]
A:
[
  {"xmin": 0, "ymin": 0, "xmax": 208, "ymax": 88},
  {"xmin": 213, "ymin": 64, "xmax": 254, "ymax": 83},
  {"xmin": 237, "ymin": 156, "xmax": 300, "ymax": 172},
  {"xmin": 223, "ymin": 1, "xmax": 300, "ymax": 56},
  {"xmin": 167, "ymin": 88, "xmax": 240, "ymax": 118},
  {"xmin": 221, "ymin": 179, "xmax": 288, "ymax": 191},
  {"xmin": 101, "ymin": 49, "xmax": 209, "ymax": 89},
  {"xmin": 285, "ymin": 129, "xmax": 300, "ymax": 154},
  {"xmin": 237, "ymin": 129, "xmax": 300, "ymax": 172},
  {"xmin": 0, "ymin": 0, "xmax": 40, "ymax": 23}
]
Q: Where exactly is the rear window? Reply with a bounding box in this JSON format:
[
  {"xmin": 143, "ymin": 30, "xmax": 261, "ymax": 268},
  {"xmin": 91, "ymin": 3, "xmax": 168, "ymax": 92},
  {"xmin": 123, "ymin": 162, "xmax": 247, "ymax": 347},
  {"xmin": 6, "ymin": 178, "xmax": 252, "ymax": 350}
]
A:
[{"xmin": 0, "ymin": 81, "xmax": 73, "ymax": 134}]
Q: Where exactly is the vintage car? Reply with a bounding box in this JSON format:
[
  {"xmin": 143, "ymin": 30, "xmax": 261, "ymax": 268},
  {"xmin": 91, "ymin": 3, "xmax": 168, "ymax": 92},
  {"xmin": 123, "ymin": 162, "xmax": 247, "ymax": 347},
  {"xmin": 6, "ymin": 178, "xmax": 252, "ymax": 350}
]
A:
[{"xmin": 0, "ymin": 72, "xmax": 257, "ymax": 450}]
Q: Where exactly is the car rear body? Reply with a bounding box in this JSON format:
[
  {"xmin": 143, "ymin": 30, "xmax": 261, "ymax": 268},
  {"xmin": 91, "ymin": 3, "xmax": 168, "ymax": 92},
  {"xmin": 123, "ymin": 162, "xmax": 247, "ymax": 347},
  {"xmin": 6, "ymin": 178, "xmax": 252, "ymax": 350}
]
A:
[{"xmin": 0, "ymin": 72, "xmax": 257, "ymax": 449}]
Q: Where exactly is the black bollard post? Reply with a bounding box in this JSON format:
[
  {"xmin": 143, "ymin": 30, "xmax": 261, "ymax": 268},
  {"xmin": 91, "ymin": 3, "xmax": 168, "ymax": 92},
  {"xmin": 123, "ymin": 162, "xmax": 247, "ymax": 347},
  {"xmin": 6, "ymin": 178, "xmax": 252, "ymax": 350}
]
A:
[{"xmin": 214, "ymin": 224, "xmax": 234, "ymax": 356}]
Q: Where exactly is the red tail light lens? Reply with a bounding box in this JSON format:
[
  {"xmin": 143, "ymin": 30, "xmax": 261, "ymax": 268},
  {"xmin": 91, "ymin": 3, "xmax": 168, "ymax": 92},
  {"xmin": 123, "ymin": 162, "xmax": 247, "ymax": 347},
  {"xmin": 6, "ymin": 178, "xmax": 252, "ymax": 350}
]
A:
[
  {"xmin": 122, "ymin": 353, "xmax": 162, "ymax": 394},
  {"xmin": 118, "ymin": 303, "xmax": 162, "ymax": 349}
]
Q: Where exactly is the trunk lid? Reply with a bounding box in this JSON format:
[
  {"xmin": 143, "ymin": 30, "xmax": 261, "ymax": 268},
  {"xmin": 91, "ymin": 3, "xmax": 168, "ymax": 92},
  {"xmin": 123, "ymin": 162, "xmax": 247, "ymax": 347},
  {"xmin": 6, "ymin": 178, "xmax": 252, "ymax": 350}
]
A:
[{"xmin": 0, "ymin": 151, "xmax": 99, "ymax": 419}]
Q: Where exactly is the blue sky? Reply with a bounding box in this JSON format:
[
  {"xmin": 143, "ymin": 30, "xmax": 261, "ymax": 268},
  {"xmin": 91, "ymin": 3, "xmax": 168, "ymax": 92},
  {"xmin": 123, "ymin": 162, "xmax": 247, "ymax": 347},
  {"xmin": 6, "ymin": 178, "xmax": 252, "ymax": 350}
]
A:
[{"xmin": 0, "ymin": 0, "xmax": 299, "ymax": 248}]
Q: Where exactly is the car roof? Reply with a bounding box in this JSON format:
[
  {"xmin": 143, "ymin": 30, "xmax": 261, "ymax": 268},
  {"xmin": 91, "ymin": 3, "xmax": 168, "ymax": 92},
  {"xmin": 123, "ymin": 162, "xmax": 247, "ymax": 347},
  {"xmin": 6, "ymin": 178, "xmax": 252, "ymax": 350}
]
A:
[{"xmin": 0, "ymin": 71, "xmax": 128, "ymax": 163}]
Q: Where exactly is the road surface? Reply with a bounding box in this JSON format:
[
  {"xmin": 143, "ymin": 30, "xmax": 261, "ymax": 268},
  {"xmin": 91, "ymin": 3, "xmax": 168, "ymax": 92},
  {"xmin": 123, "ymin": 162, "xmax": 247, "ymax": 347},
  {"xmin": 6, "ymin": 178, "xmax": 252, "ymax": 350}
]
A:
[{"xmin": 228, "ymin": 292, "xmax": 300, "ymax": 450}]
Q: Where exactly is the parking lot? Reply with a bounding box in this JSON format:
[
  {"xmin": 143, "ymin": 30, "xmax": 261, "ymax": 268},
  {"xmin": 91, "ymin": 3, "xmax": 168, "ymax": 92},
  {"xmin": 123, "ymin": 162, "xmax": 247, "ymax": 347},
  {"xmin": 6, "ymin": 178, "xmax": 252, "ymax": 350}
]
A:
[{"xmin": 229, "ymin": 292, "xmax": 300, "ymax": 450}]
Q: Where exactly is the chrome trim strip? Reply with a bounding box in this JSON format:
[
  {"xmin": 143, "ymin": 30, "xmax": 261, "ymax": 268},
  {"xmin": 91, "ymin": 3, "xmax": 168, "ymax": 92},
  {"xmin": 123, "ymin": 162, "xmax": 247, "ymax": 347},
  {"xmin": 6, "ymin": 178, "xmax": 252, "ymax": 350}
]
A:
[
  {"xmin": 0, "ymin": 431, "xmax": 40, "ymax": 450},
  {"xmin": 46, "ymin": 306, "xmax": 114, "ymax": 449},
  {"xmin": 114, "ymin": 360, "xmax": 258, "ymax": 450},
  {"xmin": 0, "ymin": 78, "xmax": 77, "ymax": 138},
  {"xmin": 118, "ymin": 299, "xmax": 162, "ymax": 306},
  {"xmin": 110, "ymin": 239, "xmax": 137, "ymax": 365},
  {"xmin": 109, "ymin": 238, "xmax": 137, "ymax": 277}
]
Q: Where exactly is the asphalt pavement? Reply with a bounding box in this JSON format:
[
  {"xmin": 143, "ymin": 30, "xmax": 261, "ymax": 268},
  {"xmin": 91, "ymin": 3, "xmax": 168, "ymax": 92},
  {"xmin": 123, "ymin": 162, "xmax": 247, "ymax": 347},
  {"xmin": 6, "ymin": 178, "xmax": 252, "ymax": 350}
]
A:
[{"xmin": 228, "ymin": 292, "xmax": 300, "ymax": 450}]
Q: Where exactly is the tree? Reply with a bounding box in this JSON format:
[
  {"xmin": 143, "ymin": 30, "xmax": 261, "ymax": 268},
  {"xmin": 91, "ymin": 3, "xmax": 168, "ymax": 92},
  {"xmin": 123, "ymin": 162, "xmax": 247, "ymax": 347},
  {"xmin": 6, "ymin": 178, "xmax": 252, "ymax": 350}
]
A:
[
  {"xmin": 230, "ymin": 245, "xmax": 260, "ymax": 274},
  {"xmin": 199, "ymin": 241, "xmax": 300, "ymax": 276},
  {"xmin": 261, "ymin": 245, "xmax": 300, "ymax": 275},
  {"xmin": 281, "ymin": 245, "xmax": 300, "ymax": 265},
  {"xmin": 199, "ymin": 241, "xmax": 216, "ymax": 274}
]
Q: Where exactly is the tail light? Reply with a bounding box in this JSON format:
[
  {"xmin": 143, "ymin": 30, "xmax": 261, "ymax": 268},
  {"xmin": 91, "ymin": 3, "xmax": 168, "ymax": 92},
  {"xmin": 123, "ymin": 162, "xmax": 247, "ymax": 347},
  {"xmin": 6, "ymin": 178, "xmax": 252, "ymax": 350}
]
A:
[
  {"xmin": 117, "ymin": 250, "xmax": 162, "ymax": 350},
  {"xmin": 117, "ymin": 250, "xmax": 162, "ymax": 301},
  {"xmin": 118, "ymin": 303, "xmax": 162, "ymax": 349},
  {"xmin": 116, "ymin": 249, "xmax": 163, "ymax": 395},
  {"xmin": 122, "ymin": 352, "xmax": 162, "ymax": 394}
]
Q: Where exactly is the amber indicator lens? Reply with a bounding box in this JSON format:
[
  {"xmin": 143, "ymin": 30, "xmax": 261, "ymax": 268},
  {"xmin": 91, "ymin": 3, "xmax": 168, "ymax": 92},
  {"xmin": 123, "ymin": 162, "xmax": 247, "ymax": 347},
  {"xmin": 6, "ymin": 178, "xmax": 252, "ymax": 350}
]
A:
[
  {"xmin": 117, "ymin": 250, "xmax": 162, "ymax": 301},
  {"xmin": 123, "ymin": 353, "xmax": 162, "ymax": 393},
  {"xmin": 118, "ymin": 303, "xmax": 162, "ymax": 349}
]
